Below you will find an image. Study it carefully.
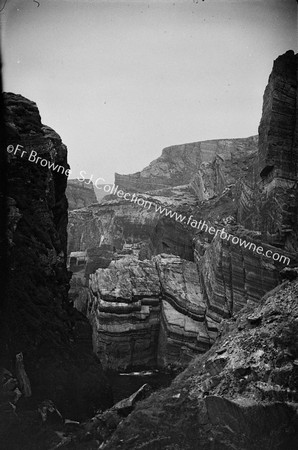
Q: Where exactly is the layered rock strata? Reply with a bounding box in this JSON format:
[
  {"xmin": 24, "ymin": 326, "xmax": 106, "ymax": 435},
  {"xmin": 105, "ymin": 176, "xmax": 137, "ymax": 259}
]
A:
[
  {"xmin": 237, "ymin": 50, "xmax": 298, "ymax": 252},
  {"xmin": 195, "ymin": 232, "xmax": 281, "ymax": 321},
  {"xmin": 68, "ymin": 198, "xmax": 158, "ymax": 255},
  {"xmin": 67, "ymin": 137, "xmax": 258, "ymax": 280},
  {"xmin": 85, "ymin": 255, "xmax": 213, "ymax": 370},
  {"xmin": 67, "ymin": 193, "xmax": 195, "ymax": 263},
  {"xmin": 84, "ymin": 229, "xmax": 287, "ymax": 371},
  {"xmin": 68, "ymin": 52, "xmax": 297, "ymax": 381},
  {"xmin": 67, "ymin": 135, "xmax": 257, "ymax": 280},
  {"xmin": 88, "ymin": 256, "xmax": 161, "ymax": 370},
  {"xmin": 71, "ymin": 52, "xmax": 297, "ymax": 376},
  {"xmin": 156, "ymin": 255, "xmax": 211, "ymax": 367}
]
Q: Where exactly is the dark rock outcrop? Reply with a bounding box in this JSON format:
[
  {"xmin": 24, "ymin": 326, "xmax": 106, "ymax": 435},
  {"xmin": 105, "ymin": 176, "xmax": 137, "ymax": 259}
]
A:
[
  {"xmin": 1, "ymin": 93, "xmax": 112, "ymax": 426},
  {"xmin": 237, "ymin": 50, "xmax": 298, "ymax": 252},
  {"xmin": 66, "ymin": 178, "xmax": 98, "ymax": 210}
]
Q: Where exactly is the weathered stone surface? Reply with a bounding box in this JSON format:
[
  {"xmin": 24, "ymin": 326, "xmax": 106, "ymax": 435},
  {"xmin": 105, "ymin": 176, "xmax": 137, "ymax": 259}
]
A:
[
  {"xmin": 88, "ymin": 256, "xmax": 161, "ymax": 370},
  {"xmin": 67, "ymin": 193, "xmax": 194, "ymax": 264},
  {"xmin": 196, "ymin": 232, "xmax": 280, "ymax": 321},
  {"xmin": 156, "ymin": 255, "xmax": 210, "ymax": 366},
  {"xmin": 190, "ymin": 136, "xmax": 258, "ymax": 201},
  {"xmin": 102, "ymin": 279, "xmax": 298, "ymax": 450},
  {"xmin": 158, "ymin": 300, "xmax": 210, "ymax": 367},
  {"xmin": 157, "ymin": 254, "xmax": 206, "ymax": 320},
  {"xmin": 67, "ymin": 198, "xmax": 158, "ymax": 256},
  {"xmin": 66, "ymin": 178, "xmax": 98, "ymax": 210},
  {"xmin": 53, "ymin": 383, "xmax": 153, "ymax": 448},
  {"xmin": 1, "ymin": 93, "xmax": 112, "ymax": 424},
  {"xmin": 84, "ymin": 226, "xmax": 291, "ymax": 372},
  {"xmin": 111, "ymin": 383, "xmax": 152, "ymax": 415},
  {"xmin": 85, "ymin": 254, "xmax": 214, "ymax": 370},
  {"xmin": 186, "ymin": 52, "xmax": 298, "ymax": 343}
]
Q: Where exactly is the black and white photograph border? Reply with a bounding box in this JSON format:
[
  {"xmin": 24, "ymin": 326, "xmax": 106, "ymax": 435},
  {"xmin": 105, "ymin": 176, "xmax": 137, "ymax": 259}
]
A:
[{"xmin": 0, "ymin": 1, "xmax": 298, "ymax": 449}]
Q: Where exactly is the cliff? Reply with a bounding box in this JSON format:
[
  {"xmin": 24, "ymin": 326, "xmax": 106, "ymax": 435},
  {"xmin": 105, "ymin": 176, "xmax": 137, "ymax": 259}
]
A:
[
  {"xmin": 91, "ymin": 49, "xmax": 298, "ymax": 450},
  {"xmin": 0, "ymin": 93, "xmax": 112, "ymax": 448},
  {"xmin": 237, "ymin": 50, "xmax": 298, "ymax": 252},
  {"xmin": 80, "ymin": 254, "xmax": 212, "ymax": 370},
  {"xmin": 79, "ymin": 229, "xmax": 290, "ymax": 371},
  {"xmin": 68, "ymin": 52, "xmax": 297, "ymax": 377},
  {"xmin": 15, "ymin": 50, "xmax": 295, "ymax": 448},
  {"xmin": 67, "ymin": 191, "xmax": 195, "ymax": 263},
  {"xmin": 66, "ymin": 178, "xmax": 98, "ymax": 210},
  {"xmin": 115, "ymin": 136, "xmax": 258, "ymax": 195},
  {"xmin": 67, "ymin": 136, "xmax": 258, "ymax": 288}
]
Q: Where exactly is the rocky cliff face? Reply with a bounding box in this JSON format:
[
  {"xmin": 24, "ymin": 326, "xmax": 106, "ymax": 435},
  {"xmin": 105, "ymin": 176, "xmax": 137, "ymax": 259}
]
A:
[
  {"xmin": 79, "ymin": 229, "xmax": 289, "ymax": 372},
  {"xmin": 68, "ymin": 52, "xmax": 297, "ymax": 379},
  {"xmin": 66, "ymin": 178, "xmax": 98, "ymax": 210},
  {"xmin": 95, "ymin": 49, "xmax": 298, "ymax": 450},
  {"xmin": 2, "ymin": 49, "xmax": 296, "ymax": 449},
  {"xmin": 67, "ymin": 190, "xmax": 195, "ymax": 263},
  {"xmin": 237, "ymin": 50, "xmax": 298, "ymax": 252},
  {"xmin": 115, "ymin": 136, "xmax": 258, "ymax": 195},
  {"xmin": 81, "ymin": 254, "xmax": 212, "ymax": 370},
  {"xmin": 66, "ymin": 137, "xmax": 258, "ymax": 293},
  {"xmin": 194, "ymin": 226, "xmax": 290, "ymax": 321},
  {"xmin": 87, "ymin": 256, "xmax": 161, "ymax": 370},
  {"xmin": 68, "ymin": 198, "xmax": 159, "ymax": 255},
  {"xmin": 1, "ymin": 93, "xmax": 112, "ymax": 431}
]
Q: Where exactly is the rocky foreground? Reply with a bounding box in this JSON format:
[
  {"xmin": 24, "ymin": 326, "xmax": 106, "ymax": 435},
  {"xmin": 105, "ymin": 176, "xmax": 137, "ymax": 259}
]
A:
[
  {"xmin": 102, "ymin": 277, "xmax": 298, "ymax": 449},
  {"xmin": 5, "ymin": 275, "xmax": 295, "ymax": 449}
]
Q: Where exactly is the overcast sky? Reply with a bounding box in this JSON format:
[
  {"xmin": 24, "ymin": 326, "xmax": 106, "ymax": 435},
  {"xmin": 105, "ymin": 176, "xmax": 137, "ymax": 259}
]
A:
[{"xmin": 2, "ymin": 0, "xmax": 296, "ymax": 183}]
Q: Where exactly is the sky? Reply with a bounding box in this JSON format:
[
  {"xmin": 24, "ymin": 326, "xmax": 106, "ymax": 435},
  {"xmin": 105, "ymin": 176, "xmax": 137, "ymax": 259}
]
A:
[{"xmin": 1, "ymin": 0, "xmax": 297, "ymax": 183}]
